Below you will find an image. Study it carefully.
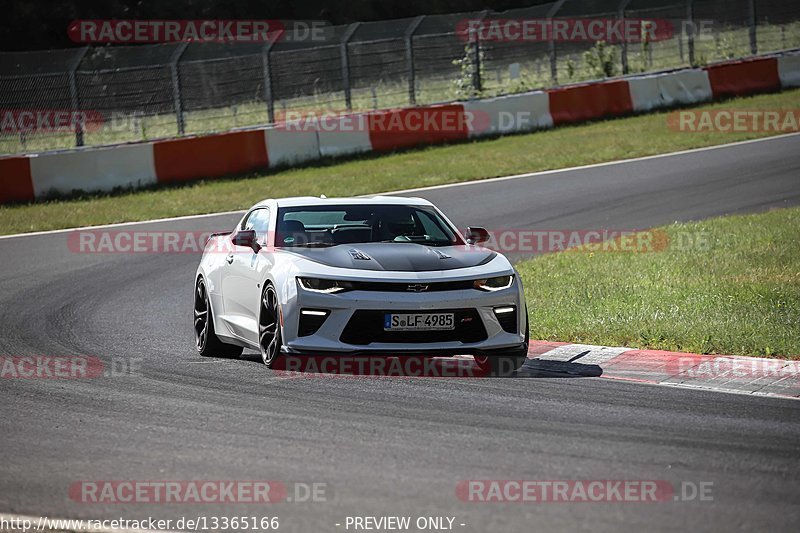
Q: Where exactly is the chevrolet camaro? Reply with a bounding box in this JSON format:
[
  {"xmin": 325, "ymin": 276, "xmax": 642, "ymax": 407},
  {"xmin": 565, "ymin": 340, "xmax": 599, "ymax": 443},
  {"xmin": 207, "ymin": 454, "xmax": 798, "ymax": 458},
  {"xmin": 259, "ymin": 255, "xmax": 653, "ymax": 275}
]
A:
[{"xmin": 193, "ymin": 196, "xmax": 529, "ymax": 375}]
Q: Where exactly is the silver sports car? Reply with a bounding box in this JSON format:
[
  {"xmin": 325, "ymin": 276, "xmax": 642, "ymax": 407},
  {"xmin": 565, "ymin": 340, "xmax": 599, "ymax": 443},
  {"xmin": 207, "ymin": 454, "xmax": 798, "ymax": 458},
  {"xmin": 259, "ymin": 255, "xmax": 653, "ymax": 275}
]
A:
[{"xmin": 194, "ymin": 196, "xmax": 528, "ymax": 375}]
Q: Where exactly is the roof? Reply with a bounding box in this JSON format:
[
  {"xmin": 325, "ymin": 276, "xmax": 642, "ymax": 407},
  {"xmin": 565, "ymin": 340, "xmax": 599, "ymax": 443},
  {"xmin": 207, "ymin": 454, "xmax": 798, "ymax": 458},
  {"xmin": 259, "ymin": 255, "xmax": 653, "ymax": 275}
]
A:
[{"xmin": 256, "ymin": 195, "xmax": 433, "ymax": 208}]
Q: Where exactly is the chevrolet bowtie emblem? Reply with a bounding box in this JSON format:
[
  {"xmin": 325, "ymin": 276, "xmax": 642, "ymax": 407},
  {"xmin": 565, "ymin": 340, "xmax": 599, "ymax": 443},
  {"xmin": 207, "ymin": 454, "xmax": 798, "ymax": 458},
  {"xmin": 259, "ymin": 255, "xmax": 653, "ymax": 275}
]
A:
[{"xmin": 406, "ymin": 284, "xmax": 429, "ymax": 292}]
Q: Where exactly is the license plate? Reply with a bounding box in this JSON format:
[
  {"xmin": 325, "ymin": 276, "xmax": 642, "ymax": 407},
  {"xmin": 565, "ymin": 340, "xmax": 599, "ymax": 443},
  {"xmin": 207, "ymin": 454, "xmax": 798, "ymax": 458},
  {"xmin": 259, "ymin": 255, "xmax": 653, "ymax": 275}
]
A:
[{"xmin": 384, "ymin": 313, "xmax": 455, "ymax": 331}]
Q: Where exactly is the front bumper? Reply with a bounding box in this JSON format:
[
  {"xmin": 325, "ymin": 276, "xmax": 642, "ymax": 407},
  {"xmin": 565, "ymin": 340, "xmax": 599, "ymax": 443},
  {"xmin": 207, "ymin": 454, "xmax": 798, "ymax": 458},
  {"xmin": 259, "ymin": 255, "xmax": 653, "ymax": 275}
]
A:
[{"xmin": 282, "ymin": 283, "xmax": 526, "ymax": 355}]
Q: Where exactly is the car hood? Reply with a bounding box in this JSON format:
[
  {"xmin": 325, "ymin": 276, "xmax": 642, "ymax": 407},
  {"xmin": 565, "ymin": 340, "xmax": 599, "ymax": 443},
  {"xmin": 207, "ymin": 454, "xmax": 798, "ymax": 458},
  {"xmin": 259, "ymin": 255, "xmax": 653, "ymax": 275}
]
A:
[{"xmin": 283, "ymin": 243, "xmax": 496, "ymax": 272}]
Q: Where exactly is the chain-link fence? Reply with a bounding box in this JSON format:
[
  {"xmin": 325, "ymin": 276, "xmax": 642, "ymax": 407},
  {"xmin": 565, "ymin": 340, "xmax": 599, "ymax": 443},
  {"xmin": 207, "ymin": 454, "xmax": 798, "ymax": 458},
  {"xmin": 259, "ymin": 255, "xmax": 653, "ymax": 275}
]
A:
[{"xmin": 1, "ymin": 0, "xmax": 798, "ymax": 155}]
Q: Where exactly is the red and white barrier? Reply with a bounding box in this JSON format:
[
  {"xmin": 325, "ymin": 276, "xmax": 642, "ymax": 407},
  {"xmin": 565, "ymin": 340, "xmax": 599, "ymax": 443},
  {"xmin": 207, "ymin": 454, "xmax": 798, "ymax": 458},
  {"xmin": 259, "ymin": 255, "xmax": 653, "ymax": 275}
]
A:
[
  {"xmin": 1, "ymin": 51, "xmax": 797, "ymax": 205},
  {"xmin": 154, "ymin": 130, "xmax": 268, "ymax": 184},
  {"xmin": 548, "ymin": 79, "xmax": 633, "ymax": 125},
  {"xmin": 0, "ymin": 156, "xmax": 34, "ymax": 203},
  {"xmin": 656, "ymin": 69, "xmax": 712, "ymax": 106},
  {"xmin": 778, "ymin": 52, "xmax": 800, "ymax": 88},
  {"xmin": 264, "ymin": 127, "xmax": 319, "ymax": 167},
  {"xmin": 367, "ymin": 104, "xmax": 470, "ymax": 153},
  {"xmin": 29, "ymin": 143, "xmax": 157, "ymax": 197},
  {"xmin": 627, "ymin": 75, "xmax": 662, "ymax": 112},
  {"xmin": 704, "ymin": 56, "xmax": 781, "ymax": 99},
  {"xmin": 628, "ymin": 69, "xmax": 712, "ymax": 111},
  {"xmin": 316, "ymin": 114, "xmax": 372, "ymax": 158},
  {"xmin": 462, "ymin": 91, "xmax": 552, "ymax": 136}
]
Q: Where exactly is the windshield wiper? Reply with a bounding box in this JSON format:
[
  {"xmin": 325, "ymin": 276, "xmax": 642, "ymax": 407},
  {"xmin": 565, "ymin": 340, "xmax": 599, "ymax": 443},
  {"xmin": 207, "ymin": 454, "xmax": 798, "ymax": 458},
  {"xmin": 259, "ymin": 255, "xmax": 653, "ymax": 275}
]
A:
[
  {"xmin": 378, "ymin": 239, "xmax": 453, "ymax": 246},
  {"xmin": 291, "ymin": 242, "xmax": 336, "ymax": 248}
]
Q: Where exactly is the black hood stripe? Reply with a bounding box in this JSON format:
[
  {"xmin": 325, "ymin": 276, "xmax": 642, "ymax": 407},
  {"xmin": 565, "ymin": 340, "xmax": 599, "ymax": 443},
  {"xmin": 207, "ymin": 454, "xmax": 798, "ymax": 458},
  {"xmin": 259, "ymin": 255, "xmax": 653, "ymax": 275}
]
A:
[{"xmin": 283, "ymin": 243, "xmax": 496, "ymax": 272}]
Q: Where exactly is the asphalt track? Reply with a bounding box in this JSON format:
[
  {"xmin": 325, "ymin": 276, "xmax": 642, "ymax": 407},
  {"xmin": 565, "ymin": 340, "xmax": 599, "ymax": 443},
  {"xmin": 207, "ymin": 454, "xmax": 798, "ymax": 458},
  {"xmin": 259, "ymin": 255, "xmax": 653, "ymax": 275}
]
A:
[{"xmin": 1, "ymin": 134, "xmax": 800, "ymax": 532}]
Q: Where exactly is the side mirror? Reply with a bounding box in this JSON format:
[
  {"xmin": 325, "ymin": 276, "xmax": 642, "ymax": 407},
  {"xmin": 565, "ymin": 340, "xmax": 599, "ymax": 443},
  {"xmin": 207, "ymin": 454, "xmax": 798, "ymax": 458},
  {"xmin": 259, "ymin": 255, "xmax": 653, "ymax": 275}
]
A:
[
  {"xmin": 231, "ymin": 229, "xmax": 260, "ymax": 252},
  {"xmin": 465, "ymin": 226, "xmax": 489, "ymax": 245}
]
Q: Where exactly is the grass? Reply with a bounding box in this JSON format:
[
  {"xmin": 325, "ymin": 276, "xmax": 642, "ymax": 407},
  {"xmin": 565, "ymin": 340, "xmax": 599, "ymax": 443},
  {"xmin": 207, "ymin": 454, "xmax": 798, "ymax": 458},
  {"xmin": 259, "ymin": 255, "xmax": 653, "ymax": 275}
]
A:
[
  {"xmin": 0, "ymin": 88, "xmax": 798, "ymax": 236},
  {"xmin": 517, "ymin": 207, "xmax": 800, "ymax": 358}
]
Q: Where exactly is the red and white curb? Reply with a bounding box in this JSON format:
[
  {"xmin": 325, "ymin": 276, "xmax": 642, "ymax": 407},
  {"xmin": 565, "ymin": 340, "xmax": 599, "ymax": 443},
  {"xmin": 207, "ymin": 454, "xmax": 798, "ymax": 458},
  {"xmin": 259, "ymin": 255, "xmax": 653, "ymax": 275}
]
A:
[{"xmin": 527, "ymin": 341, "xmax": 800, "ymax": 400}]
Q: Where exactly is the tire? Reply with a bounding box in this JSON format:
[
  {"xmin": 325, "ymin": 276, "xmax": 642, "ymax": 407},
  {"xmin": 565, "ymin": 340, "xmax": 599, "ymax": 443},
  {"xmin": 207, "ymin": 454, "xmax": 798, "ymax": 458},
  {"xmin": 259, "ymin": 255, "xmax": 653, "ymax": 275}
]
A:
[
  {"xmin": 258, "ymin": 283, "xmax": 283, "ymax": 367},
  {"xmin": 474, "ymin": 311, "xmax": 530, "ymax": 377},
  {"xmin": 194, "ymin": 277, "xmax": 243, "ymax": 358}
]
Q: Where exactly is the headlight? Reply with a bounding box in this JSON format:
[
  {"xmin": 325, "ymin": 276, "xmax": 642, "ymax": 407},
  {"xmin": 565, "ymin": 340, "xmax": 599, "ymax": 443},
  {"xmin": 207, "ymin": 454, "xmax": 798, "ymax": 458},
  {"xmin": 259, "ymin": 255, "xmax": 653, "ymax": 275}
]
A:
[
  {"xmin": 473, "ymin": 275, "xmax": 514, "ymax": 291},
  {"xmin": 297, "ymin": 277, "xmax": 354, "ymax": 294}
]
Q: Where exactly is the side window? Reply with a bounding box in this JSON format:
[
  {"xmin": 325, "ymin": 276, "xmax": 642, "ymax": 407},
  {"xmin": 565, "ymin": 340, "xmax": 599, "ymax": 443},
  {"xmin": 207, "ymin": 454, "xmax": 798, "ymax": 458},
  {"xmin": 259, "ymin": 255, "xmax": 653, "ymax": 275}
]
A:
[
  {"xmin": 240, "ymin": 211, "xmax": 254, "ymax": 231},
  {"xmin": 241, "ymin": 208, "xmax": 271, "ymax": 244},
  {"xmin": 416, "ymin": 210, "xmax": 451, "ymax": 241}
]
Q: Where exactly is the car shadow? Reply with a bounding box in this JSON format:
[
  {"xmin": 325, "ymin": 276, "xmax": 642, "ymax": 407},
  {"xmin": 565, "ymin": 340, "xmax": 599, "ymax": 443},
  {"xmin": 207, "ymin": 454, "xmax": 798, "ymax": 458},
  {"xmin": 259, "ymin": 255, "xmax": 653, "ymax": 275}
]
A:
[
  {"xmin": 236, "ymin": 352, "xmax": 602, "ymax": 379},
  {"xmin": 516, "ymin": 358, "xmax": 603, "ymax": 378}
]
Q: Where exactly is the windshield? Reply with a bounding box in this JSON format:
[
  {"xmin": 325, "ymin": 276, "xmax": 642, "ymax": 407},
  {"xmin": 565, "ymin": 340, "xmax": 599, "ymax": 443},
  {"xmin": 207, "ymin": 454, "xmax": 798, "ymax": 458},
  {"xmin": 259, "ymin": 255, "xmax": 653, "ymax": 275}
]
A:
[{"xmin": 276, "ymin": 204, "xmax": 460, "ymax": 247}]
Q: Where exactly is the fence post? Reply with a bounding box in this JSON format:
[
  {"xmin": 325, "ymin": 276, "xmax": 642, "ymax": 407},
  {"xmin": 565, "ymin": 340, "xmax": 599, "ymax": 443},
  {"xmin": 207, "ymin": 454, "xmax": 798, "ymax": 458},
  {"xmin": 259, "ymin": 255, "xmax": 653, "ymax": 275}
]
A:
[
  {"xmin": 170, "ymin": 42, "xmax": 189, "ymax": 136},
  {"xmin": 748, "ymin": 0, "xmax": 758, "ymax": 55},
  {"xmin": 405, "ymin": 16, "xmax": 424, "ymax": 105},
  {"xmin": 67, "ymin": 46, "xmax": 89, "ymax": 147},
  {"xmin": 262, "ymin": 38, "xmax": 277, "ymax": 123},
  {"xmin": 617, "ymin": 0, "xmax": 634, "ymax": 75},
  {"xmin": 471, "ymin": 29, "xmax": 482, "ymax": 93},
  {"xmin": 548, "ymin": 0, "xmax": 568, "ymax": 85},
  {"xmin": 686, "ymin": 0, "xmax": 696, "ymax": 66},
  {"xmin": 340, "ymin": 23, "xmax": 360, "ymax": 112},
  {"xmin": 470, "ymin": 11, "xmax": 490, "ymax": 95}
]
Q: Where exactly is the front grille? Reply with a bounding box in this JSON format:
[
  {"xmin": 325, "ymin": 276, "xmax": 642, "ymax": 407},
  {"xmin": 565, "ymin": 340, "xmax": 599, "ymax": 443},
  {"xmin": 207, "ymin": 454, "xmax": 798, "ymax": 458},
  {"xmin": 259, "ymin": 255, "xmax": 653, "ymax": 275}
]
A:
[
  {"xmin": 494, "ymin": 306, "xmax": 518, "ymax": 334},
  {"xmin": 340, "ymin": 309, "xmax": 487, "ymax": 345},
  {"xmin": 348, "ymin": 280, "xmax": 474, "ymax": 292}
]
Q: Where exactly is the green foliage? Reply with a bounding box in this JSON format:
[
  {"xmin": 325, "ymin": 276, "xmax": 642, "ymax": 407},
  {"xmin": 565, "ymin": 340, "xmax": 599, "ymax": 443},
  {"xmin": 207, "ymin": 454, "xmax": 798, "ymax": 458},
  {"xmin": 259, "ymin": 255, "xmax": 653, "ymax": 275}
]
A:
[
  {"xmin": 583, "ymin": 40, "xmax": 618, "ymax": 79},
  {"xmin": 452, "ymin": 41, "xmax": 485, "ymax": 99},
  {"xmin": 715, "ymin": 28, "xmax": 741, "ymax": 60},
  {"xmin": 565, "ymin": 59, "xmax": 577, "ymax": 80}
]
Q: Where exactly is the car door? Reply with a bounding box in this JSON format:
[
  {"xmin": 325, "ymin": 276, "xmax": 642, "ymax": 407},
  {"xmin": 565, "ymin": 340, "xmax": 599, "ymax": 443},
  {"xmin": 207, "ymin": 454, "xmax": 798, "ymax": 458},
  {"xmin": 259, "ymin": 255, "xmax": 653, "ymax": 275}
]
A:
[
  {"xmin": 222, "ymin": 207, "xmax": 271, "ymax": 343},
  {"xmin": 241, "ymin": 208, "xmax": 274, "ymax": 341}
]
